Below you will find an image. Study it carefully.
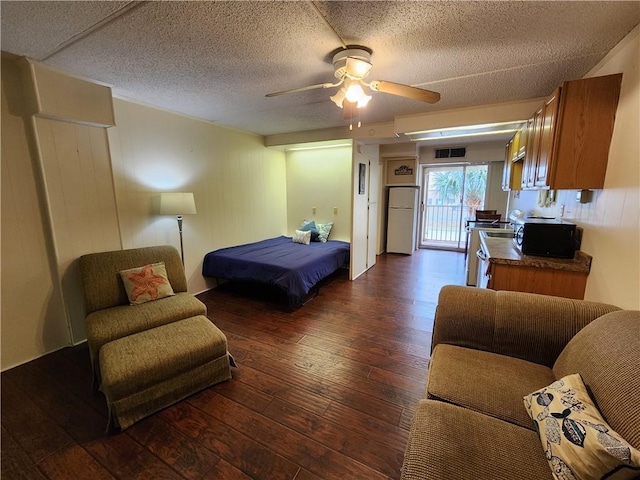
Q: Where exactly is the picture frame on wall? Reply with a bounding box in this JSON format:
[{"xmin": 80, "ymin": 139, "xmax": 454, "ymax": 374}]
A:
[{"xmin": 359, "ymin": 163, "xmax": 366, "ymax": 195}]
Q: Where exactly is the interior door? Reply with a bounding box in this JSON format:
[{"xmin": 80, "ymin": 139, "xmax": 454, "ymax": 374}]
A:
[{"xmin": 367, "ymin": 158, "xmax": 380, "ymax": 268}]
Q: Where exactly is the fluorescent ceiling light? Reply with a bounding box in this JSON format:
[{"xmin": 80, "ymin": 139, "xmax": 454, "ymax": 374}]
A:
[
  {"xmin": 410, "ymin": 128, "xmax": 520, "ymax": 142},
  {"xmin": 405, "ymin": 120, "xmax": 528, "ymax": 136},
  {"xmin": 286, "ymin": 143, "xmax": 352, "ymax": 152}
]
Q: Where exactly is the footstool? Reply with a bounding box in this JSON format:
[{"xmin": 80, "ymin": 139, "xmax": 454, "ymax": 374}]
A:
[{"xmin": 99, "ymin": 315, "xmax": 232, "ymax": 430}]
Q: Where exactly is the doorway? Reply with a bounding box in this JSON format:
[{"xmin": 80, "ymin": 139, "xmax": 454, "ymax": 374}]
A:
[{"xmin": 419, "ymin": 164, "xmax": 488, "ymax": 251}]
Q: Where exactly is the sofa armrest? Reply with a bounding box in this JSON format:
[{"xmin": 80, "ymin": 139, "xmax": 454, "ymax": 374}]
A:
[{"xmin": 431, "ymin": 286, "xmax": 620, "ymax": 367}]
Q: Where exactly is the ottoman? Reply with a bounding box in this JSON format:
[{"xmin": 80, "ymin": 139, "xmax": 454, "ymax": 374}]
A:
[{"xmin": 99, "ymin": 315, "xmax": 232, "ymax": 430}]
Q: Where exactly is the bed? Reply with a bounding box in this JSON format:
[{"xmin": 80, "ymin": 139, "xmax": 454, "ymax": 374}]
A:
[{"xmin": 202, "ymin": 235, "xmax": 350, "ymax": 308}]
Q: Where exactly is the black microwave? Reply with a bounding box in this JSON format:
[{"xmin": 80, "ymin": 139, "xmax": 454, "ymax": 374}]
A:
[{"xmin": 513, "ymin": 218, "xmax": 578, "ymax": 259}]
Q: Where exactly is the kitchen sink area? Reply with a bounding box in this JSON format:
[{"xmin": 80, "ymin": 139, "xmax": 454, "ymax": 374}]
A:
[{"xmin": 481, "ymin": 231, "xmax": 515, "ymax": 239}]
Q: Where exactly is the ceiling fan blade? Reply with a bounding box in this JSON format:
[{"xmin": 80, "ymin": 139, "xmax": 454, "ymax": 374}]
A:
[
  {"xmin": 265, "ymin": 81, "xmax": 340, "ymax": 97},
  {"xmin": 370, "ymin": 80, "xmax": 440, "ymax": 104}
]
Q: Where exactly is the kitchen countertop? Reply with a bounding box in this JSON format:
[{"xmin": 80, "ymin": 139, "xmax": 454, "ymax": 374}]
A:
[{"xmin": 479, "ymin": 233, "xmax": 592, "ymax": 273}]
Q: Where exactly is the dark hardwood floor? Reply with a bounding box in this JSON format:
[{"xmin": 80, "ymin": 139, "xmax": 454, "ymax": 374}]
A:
[{"xmin": 1, "ymin": 249, "xmax": 466, "ymax": 480}]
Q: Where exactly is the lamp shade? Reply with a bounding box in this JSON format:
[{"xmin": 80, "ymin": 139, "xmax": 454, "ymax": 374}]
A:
[{"xmin": 159, "ymin": 192, "xmax": 197, "ymax": 215}]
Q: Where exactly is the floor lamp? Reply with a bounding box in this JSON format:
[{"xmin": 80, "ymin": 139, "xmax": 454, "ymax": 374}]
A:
[{"xmin": 159, "ymin": 192, "xmax": 197, "ymax": 264}]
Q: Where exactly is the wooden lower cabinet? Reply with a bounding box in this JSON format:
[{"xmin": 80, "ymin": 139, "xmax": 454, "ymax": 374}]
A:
[{"xmin": 487, "ymin": 263, "xmax": 587, "ymax": 300}]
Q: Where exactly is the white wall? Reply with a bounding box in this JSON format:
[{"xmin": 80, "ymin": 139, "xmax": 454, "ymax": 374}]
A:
[
  {"xmin": 509, "ymin": 27, "xmax": 639, "ymax": 309},
  {"xmin": 108, "ymin": 98, "xmax": 288, "ymax": 294},
  {"xmin": 285, "ymin": 146, "xmax": 351, "ymax": 242}
]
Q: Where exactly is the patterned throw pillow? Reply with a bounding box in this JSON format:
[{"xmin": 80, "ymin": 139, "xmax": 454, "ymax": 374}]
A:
[
  {"xmin": 119, "ymin": 262, "xmax": 175, "ymax": 305},
  {"xmin": 300, "ymin": 220, "xmax": 333, "ymax": 242},
  {"xmin": 299, "ymin": 220, "xmax": 320, "ymax": 242},
  {"xmin": 524, "ymin": 373, "xmax": 640, "ymax": 480},
  {"xmin": 293, "ymin": 229, "xmax": 311, "ymax": 245},
  {"xmin": 316, "ymin": 221, "xmax": 333, "ymax": 243}
]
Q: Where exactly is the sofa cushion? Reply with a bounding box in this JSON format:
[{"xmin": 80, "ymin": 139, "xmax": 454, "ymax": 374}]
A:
[
  {"xmin": 119, "ymin": 262, "xmax": 175, "ymax": 305},
  {"xmin": 401, "ymin": 399, "xmax": 551, "ymax": 480},
  {"xmin": 80, "ymin": 245, "xmax": 189, "ymax": 313},
  {"xmin": 554, "ymin": 310, "xmax": 640, "ymax": 450},
  {"xmin": 427, "ymin": 343, "xmax": 555, "ymax": 429},
  {"xmin": 524, "ymin": 373, "xmax": 640, "ymax": 480},
  {"xmin": 85, "ymin": 292, "xmax": 207, "ymax": 359}
]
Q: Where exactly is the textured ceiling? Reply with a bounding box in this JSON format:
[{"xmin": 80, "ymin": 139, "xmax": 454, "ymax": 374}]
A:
[{"xmin": 2, "ymin": 1, "xmax": 639, "ymax": 137}]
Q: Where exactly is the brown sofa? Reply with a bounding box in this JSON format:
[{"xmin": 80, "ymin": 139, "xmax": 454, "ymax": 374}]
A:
[{"xmin": 401, "ymin": 285, "xmax": 640, "ymax": 479}]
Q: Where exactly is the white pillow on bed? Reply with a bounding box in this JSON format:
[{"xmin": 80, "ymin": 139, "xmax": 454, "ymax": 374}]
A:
[{"xmin": 293, "ymin": 229, "xmax": 311, "ymax": 245}]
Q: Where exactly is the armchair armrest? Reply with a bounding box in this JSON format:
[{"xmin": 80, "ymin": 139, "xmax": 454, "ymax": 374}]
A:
[{"xmin": 431, "ymin": 286, "xmax": 620, "ymax": 367}]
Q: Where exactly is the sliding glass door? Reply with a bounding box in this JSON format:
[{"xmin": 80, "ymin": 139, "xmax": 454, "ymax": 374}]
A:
[{"xmin": 419, "ymin": 164, "xmax": 488, "ymax": 250}]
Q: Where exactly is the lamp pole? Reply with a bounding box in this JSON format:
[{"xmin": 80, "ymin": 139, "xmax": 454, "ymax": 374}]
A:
[{"xmin": 177, "ymin": 214, "xmax": 185, "ymax": 265}]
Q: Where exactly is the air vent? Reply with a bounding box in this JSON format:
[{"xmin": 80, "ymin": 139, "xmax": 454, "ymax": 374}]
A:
[{"xmin": 435, "ymin": 147, "xmax": 466, "ymax": 159}]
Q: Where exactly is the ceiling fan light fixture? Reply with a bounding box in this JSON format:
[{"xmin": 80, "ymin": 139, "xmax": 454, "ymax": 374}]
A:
[
  {"xmin": 330, "ymin": 88, "xmax": 346, "ymax": 108},
  {"xmin": 345, "ymin": 57, "xmax": 372, "ymax": 79},
  {"xmin": 344, "ymin": 80, "xmax": 365, "ymax": 103},
  {"xmin": 357, "ymin": 94, "xmax": 372, "ymax": 108}
]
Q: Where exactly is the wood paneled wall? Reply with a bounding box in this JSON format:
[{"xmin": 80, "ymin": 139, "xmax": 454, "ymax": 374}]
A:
[
  {"xmin": 34, "ymin": 118, "xmax": 121, "ymax": 342},
  {"xmin": 1, "ymin": 55, "xmax": 71, "ymax": 369}
]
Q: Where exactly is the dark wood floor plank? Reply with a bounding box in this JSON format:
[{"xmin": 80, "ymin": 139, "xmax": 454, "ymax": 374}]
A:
[
  {"xmin": 321, "ymin": 401, "xmax": 409, "ymax": 452},
  {"xmin": 305, "ymin": 362, "xmax": 423, "ymax": 410},
  {"xmin": 127, "ymin": 414, "xmax": 221, "ymax": 480},
  {"xmin": 368, "ymin": 366, "xmax": 427, "ymax": 397},
  {"xmin": 221, "ymin": 364, "xmax": 331, "ymax": 416},
  {"xmin": 37, "ymin": 444, "xmax": 116, "ymax": 480},
  {"xmin": 201, "ymin": 458, "xmax": 255, "ymax": 480},
  {"xmin": 1, "ymin": 250, "xmax": 465, "ymax": 480},
  {"xmin": 297, "ymin": 334, "xmax": 428, "ymax": 382},
  {"xmin": 262, "ymin": 398, "xmax": 403, "ymax": 479},
  {"xmin": 239, "ymin": 348, "xmax": 404, "ymax": 425},
  {"xmin": 197, "ymin": 394, "xmax": 388, "ymax": 480},
  {"xmin": 161, "ymin": 401, "xmax": 299, "ymax": 480},
  {"xmin": 4, "ymin": 361, "xmax": 107, "ymax": 443},
  {"xmin": 1, "ymin": 426, "xmax": 47, "ymax": 480},
  {"xmin": 1, "ymin": 376, "xmax": 74, "ymax": 464},
  {"xmin": 293, "ymin": 469, "xmax": 324, "ymax": 480},
  {"xmin": 399, "ymin": 406, "xmax": 417, "ymax": 431},
  {"xmin": 84, "ymin": 433, "xmax": 184, "ymax": 479}
]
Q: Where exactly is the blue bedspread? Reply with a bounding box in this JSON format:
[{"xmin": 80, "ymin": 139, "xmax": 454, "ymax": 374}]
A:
[{"xmin": 202, "ymin": 236, "xmax": 350, "ymax": 307}]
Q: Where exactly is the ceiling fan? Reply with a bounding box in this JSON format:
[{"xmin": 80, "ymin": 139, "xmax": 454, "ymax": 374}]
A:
[{"xmin": 265, "ymin": 47, "xmax": 440, "ymax": 120}]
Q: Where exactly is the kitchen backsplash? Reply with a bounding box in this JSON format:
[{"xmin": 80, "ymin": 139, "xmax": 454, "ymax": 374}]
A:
[{"xmin": 508, "ymin": 189, "xmax": 601, "ymax": 223}]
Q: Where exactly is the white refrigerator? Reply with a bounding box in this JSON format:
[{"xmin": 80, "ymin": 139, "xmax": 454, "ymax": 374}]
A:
[{"xmin": 387, "ymin": 187, "xmax": 419, "ymax": 254}]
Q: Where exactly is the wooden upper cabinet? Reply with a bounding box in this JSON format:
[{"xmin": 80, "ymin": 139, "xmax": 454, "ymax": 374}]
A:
[
  {"xmin": 534, "ymin": 89, "xmax": 560, "ymax": 187},
  {"xmin": 522, "ymin": 112, "xmax": 542, "ymax": 189},
  {"xmin": 517, "ymin": 121, "xmax": 528, "ymax": 159},
  {"xmin": 547, "ymin": 74, "xmax": 622, "ymax": 190},
  {"xmin": 502, "ymin": 141, "xmax": 513, "ymax": 191},
  {"xmin": 506, "ymin": 74, "xmax": 621, "ymax": 191}
]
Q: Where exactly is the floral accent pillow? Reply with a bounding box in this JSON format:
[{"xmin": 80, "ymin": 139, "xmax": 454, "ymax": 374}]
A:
[
  {"xmin": 119, "ymin": 262, "xmax": 175, "ymax": 305},
  {"xmin": 524, "ymin": 373, "xmax": 640, "ymax": 480},
  {"xmin": 293, "ymin": 229, "xmax": 311, "ymax": 245}
]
